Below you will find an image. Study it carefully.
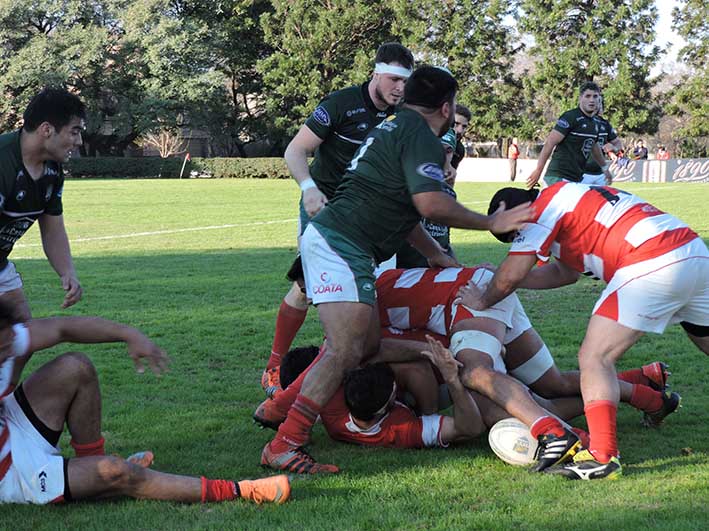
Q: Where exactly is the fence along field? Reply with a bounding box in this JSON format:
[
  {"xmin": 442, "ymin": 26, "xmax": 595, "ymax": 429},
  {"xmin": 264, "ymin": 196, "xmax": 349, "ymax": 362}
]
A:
[{"xmin": 4, "ymin": 179, "xmax": 709, "ymax": 530}]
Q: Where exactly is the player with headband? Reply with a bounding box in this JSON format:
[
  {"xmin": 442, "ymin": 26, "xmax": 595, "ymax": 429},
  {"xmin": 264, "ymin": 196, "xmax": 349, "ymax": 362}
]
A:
[{"xmin": 261, "ymin": 43, "xmax": 414, "ymax": 398}]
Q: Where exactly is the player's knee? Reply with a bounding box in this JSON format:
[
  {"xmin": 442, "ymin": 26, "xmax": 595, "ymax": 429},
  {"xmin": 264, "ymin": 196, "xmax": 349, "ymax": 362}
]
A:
[
  {"xmin": 57, "ymin": 352, "xmax": 98, "ymax": 384},
  {"xmin": 461, "ymin": 365, "xmax": 495, "ymax": 391},
  {"xmin": 95, "ymin": 457, "xmax": 145, "ymax": 493}
]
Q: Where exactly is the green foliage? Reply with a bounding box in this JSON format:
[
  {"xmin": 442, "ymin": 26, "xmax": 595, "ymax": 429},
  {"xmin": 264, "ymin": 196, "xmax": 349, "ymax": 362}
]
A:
[
  {"xmin": 67, "ymin": 156, "xmax": 290, "ymax": 178},
  {"xmin": 668, "ymin": 1, "xmax": 709, "ymax": 142},
  {"xmin": 390, "ymin": 0, "xmax": 520, "ymax": 140},
  {"xmin": 518, "ymin": 0, "xmax": 663, "ymax": 138}
]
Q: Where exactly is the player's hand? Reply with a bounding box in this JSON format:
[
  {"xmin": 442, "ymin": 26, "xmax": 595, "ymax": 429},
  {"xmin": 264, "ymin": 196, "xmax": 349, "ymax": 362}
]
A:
[
  {"xmin": 60, "ymin": 274, "xmax": 83, "ymax": 309},
  {"xmin": 303, "ymin": 187, "xmax": 328, "ymax": 218},
  {"xmin": 488, "ymin": 201, "xmax": 534, "ymax": 235},
  {"xmin": 444, "ymin": 166, "xmax": 457, "ymax": 185},
  {"xmin": 454, "ymin": 280, "xmax": 486, "ymax": 311},
  {"xmin": 421, "ymin": 335, "xmax": 462, "ymax": 384},
  {"xmin": 127, "ymin": 332, "xmax": 171, "ymax": 375},
  {"xmin": 526, "ymin": 168, "xmax": 542, "ymax": 189},
  {"xmin": 427, "ymin": 252, "xmax": 461, "ymax": 269}
]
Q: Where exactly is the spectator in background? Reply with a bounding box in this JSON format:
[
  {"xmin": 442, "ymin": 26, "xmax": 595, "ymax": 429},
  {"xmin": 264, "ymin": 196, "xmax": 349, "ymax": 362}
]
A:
[
  {"xmin": 656, "ymin": 145, "xmax": 670, "ymax": 160},
  {"xmin": 630, "ymin": 139, "xmax": 648, "ymax": 160},
  {"xmin": 452, "ymin": 104, "xmax": 471, "ymax": 168},
  {"xmin": 508, "ymin": 138, "xmax": 520, "ymax": 181}
]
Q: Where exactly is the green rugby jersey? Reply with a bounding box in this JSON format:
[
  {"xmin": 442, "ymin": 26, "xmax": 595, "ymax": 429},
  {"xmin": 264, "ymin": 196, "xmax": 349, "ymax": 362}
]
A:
[
  {"xmin": 584, "ymin": 116, "xmax": 618, "ymax": 174},
  {"xmin": 396, "ymin": 182, "xmax": 456, "ymax": 268},
  {"xmin": 545, "ymin": 107, "xmax": 599, "ymax": 182},
  {"xmin": 0, "ymin": 130, "xmax": 64, "ymax": 266},
  {"xmin": 304, "ymin": 82, "xmax": 394, "ymax": 198},
  {"xmin": 313, "ymin": 108, "xmax": 447, "ymax": 264}
]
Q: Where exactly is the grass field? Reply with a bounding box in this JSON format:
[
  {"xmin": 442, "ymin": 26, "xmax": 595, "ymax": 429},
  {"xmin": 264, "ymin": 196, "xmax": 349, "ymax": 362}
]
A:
[{"xmin": 3, "ymin": 179, "xmax": 709, "ymax": 530}]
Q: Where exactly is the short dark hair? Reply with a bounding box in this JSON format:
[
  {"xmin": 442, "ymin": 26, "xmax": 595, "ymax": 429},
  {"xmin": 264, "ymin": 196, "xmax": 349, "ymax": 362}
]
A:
[
  {"xmin": 375, "ymin": 42, "xmax": 414, "ymax": 70},
  {"xmin": 404, "ymin": 66, "xmax": 458, "ymax": 109},
  {"xmin": 579, "ymin": 81, "xmax": 601, "ymax": 95},
  {"xmin": 0, "ymin": 299, "xmax": 17, "ymax": 329},
  {"xmin": 487, "ymin": 187, "xmax": 539, "ymax": 243},
  {"xmin": 280, "ymin": 345, "xmax": 319, "ymax": 389},
  {"xmin": 344, "ymin": 363, "xmax": 395, "ymax": 421},
  {"xmin": 455, "ymin": 104, "xmax": 471, "ymax": 121},
  {"xmin": 23, "ymin": 87, "xmax": 86, "ymax": 132}
]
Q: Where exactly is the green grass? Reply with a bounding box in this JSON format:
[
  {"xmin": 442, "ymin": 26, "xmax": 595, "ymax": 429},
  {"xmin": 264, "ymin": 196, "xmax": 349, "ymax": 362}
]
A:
[{"xmin": 3, "ymin": 180, "xmax": 709, "ymax": 530}]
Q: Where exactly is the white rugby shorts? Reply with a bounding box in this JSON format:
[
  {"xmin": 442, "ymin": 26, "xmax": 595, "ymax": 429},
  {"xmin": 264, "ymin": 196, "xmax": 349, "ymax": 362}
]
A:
[
  {"xmin": 594, "ymin": 238, "xmax": 709, "ymax": 333},
  {"xmin": 0, "ymin": 393, "xmax": 65, "ymax": 504}
]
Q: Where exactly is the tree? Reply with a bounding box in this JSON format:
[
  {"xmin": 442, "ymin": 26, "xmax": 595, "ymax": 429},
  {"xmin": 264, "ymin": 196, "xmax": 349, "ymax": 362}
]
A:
[
  {"xmin": 137, "ymin": 128, "xmax": 186, "ymax": 157},
  {"xmin": 668, "ymin": 0, "xmax": 708, "ymax": 153},
  {"xmin": 389, "ymin": 0, "xmax": 521, "ymax": 141},
  {"xmin": 517, "ymin": 0, "xmax": 663, "ymax": 139}
]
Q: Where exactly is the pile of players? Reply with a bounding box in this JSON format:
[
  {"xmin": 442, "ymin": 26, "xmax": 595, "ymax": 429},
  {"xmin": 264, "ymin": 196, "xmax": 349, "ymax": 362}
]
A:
[
  {"xmin": 0, "ymin": 42, "xmax": 707, "ymax": 510},
  {"xmin": 256, "ymin": 42, "xmax": 709, "ymax": 482}
]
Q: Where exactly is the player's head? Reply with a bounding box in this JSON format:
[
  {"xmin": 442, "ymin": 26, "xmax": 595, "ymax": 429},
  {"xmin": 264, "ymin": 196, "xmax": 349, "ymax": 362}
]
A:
[
  {"xmin": 23, "ymin": 87, "xmax": 86, "ymax": 162},
  {"xmin": 441, "ymin": 128, "xmax": 457, "ymax": 184},
  {"xmin": 488, "ymin": 187, "xmax": 540, "ymax": 243},
  {"xmin": 404, "ymin": 66, "xmax": 458, "ymax": 136},
  {"xmin": 453, "ymin": 103, "xmax": 471, "ymax": 139},
  {"xmin": 280, "ymin": 345, "xmax": 320, "ymax": 389},
  {"xmin": 0, "ymin": 300, "xmax": 18, "ymax": 361},
  {"xmin": 578, "ymin": 81, "xmax": 601, "ymax": 116},
  {"xmin": 344, "ymin": 363, "xmax": 397, "ymax": 421},
  {"xmin": 371, "ymin": 43, "xmax": 414, "ymax": 107},
  {"xmin": 636, "ymin": 139, "xmax": 644, "ymax": 147}
]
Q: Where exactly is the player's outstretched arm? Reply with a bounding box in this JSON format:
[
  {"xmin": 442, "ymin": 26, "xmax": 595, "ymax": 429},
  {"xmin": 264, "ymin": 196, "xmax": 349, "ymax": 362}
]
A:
[
  {"xmin": 38, "ymin": 214, "xmax": 82, "ymax": 309},
  {"xmin": 518, "ymin": 259, "xmax": 580, "ymax": 290},
  {"xmin": 285, "ymin": 126, "xmax": 327, "ymax": 217},
  {"xmin": 406, "ymin": 223, "xmax": 460, "ymax": 268},
  {"xmin": 526, "ymin": 130, "xmax": 564, "ymax": 189},
  {"xmin": 422, "ymin": 335, "xmax": 485, "ymax": 443},
  {"xmin": 26, "ymin": 317, "xmax": 170, "ymax": 374},
  {"xmin": 412, "ymin": 191, "xmax": 534, "ymax": 234}
]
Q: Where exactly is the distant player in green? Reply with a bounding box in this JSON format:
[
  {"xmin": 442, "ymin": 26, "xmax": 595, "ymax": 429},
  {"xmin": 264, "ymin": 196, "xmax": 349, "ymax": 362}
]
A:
[
  {"xmin": 261, "ymin": 43, "xmax": 414, "ymax": 395},
  {"xmin": 581, "ymin": 98, "xmax": 622, "ymax": 186},
  {"xmin": 396, "ymin": 128, "xmax": 458, "ymax": 268},
  {"xmin": 0, "ymin": 88, "xmax": 85, "ymax": 323},
  {"xmin": 526, "ymin": 82, "xmax": 607, "ymax": 188},
  {"xmin": 261, "ymin": 66, "xmax": 534, "ymax": 474}
]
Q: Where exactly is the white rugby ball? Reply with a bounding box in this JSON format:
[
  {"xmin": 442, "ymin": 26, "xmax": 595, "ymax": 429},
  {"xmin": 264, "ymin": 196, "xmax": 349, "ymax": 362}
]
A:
[{"xmin": 488, "ymin": 418, "xmax": 538, "ymax": 466}]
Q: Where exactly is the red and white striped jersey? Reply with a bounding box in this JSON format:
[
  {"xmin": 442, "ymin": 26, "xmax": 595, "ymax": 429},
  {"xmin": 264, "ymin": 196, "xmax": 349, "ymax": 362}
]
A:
[
  {"xmin": 376, "ymin": 267, "xmax": 485, "ymax": 334},
  {"xmin": 1, "ymin": 324, "xmax": 30, "ymax": 482},
  {"xmin": 510, "ymin": 182, "xmax": 698, "ymax": 282}
]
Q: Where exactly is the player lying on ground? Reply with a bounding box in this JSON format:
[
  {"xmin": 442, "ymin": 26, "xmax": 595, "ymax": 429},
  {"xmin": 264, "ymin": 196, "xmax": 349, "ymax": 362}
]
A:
[
  {"xmin": 0, "ymin": 303, "xmax": 289, "ymax": 504},
  {"xmin": 457, "ymin": 183, "xmax": 708, "ymax": 479},
  {"xmin": 255, "ymin": 337, "xmax": 585, "ymax": 450}
]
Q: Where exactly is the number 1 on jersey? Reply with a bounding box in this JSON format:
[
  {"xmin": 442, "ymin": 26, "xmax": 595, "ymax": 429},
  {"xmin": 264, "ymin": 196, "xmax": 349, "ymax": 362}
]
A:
[{"xmin": 348, "ymin": 137, "xmax": 375, "ymax": 171}]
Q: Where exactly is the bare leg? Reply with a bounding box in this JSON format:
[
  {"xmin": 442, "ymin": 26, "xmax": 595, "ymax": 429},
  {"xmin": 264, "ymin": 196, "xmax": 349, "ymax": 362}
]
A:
[
  {"xmin": 684, "ymin": 330, "xmax": 709, "ymax": 356},
  {"xmin": 68, "ymin": 456, "xmax": 202, "ymax": 502},
  {"xmin": 390, "ymin": 361, "xmax": 439, "ymax": 415},
  {"xmin": 283, "ymin": 281, "xmax": 309, "ymax": 310},
  {"xmin": 2, "ymin": 287, "xmax": 33, "ymax": 385},
  {"xmin": 21, "ymin": 352, "xmax": 101, "ymax": 443}
]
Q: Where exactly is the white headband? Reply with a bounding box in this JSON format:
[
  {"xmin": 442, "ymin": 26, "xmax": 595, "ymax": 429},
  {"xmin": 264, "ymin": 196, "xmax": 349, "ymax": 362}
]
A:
[{"xmin": 374, "ymin": 62, "xmax": 413, "ymax": 78}]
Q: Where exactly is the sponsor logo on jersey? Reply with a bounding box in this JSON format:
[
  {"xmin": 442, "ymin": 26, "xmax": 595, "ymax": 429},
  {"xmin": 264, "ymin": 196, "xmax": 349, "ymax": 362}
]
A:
[
  {"xmin": 376, "ymin": 112, "xmax": 387, "ymax": 118},
  {"xmin": 356, "ymin": 122, "xmax": 368, "ymax": 132},
  {"xmin": 320, "ymin": 271, "xmax": 330, "ymax": 283},
  {"xmin": 15, "ymin": 190, "xmax": 25, "ymax": 201},
  {"xmin": 312, "ymin": 106, "xmax": 331, "ymax": 126},
  {"xmin": 557, "ymin": 118, "xmax": 570, "ymax": 128},
  {"xmin": 416, "ymin": 163, "xmax": 445, "ymax": 182},
  {"xmin": 313, "ymin": 283, "xmax": 343, "ymax": 294},
  {"xmin": 39, "ymin": 470, "xmax": 47, "ymax": 492},
  {"xmin": 346, "ymin": 107, "xmax": 366, "ymax": 117},
  {"xmin": 362, "ymin": 282, "xmax": 374, "ymax": 292}
]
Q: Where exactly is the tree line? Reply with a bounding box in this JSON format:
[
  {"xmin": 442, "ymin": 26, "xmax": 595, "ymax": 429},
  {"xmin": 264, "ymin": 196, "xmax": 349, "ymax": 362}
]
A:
[{"xmin": 0, "ymin": 0, "xmax": 706, "ymax": 157}]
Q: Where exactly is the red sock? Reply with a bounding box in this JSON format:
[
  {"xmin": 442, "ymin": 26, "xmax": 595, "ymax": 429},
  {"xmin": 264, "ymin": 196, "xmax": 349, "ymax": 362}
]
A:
[
  {"xmin": 617, "ymin": 368, "xmax": 646, "ymax": 385},
  {"xmin": 268, "ymin": 301, "xmax": 308, "ymax": 370},
  {"xmin": 529, "ymin": 416, "xmax": 565, "ymax": 439},
  {"xmin": 275, "ymin": 350, "xmax": 324, "ymax": 413},
  {"xmin": 201, "ymin": 477, "xmax": 238, "ymax": 503},
  {"xmin": 586, "ymin": 400, "xmax": 618, "ymax": 463},
  {"xmin": 270, "ymin": 394, "xmax": 321, "ymax": 453},
  {"xmin": 628, "ymin": 384, "xmax": 663, "ymax": 413},
  {"xmin": 71, "ymin": 437, "xmax": 105, "ymax": 457}
]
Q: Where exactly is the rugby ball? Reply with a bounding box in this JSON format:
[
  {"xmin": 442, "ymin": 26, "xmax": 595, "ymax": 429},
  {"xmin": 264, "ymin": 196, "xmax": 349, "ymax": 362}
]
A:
[{"xmin": 488, "ymin": 418, "xmax": 538, "ymax": 466}]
